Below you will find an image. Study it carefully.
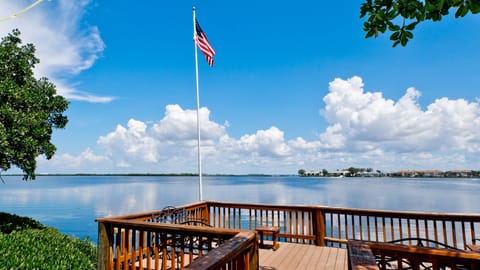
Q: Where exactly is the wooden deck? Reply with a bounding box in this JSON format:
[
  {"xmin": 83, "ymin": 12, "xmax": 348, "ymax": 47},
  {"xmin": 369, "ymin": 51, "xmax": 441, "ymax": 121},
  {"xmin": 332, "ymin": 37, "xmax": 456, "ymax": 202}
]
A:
[
  {"xmin": 259, "ymin": 242, "xmax": 347, "ymax": 270},
  {"xmin": 97, "ymin": 201, "xmax": 480, "ymax": 269}
]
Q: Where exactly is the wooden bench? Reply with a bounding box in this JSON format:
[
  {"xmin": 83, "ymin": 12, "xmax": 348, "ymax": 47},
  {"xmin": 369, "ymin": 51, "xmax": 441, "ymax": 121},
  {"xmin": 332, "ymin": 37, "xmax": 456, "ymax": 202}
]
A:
[{"xmin": 255, "ymin": 226, "xmax": 280, "ymax": 251}]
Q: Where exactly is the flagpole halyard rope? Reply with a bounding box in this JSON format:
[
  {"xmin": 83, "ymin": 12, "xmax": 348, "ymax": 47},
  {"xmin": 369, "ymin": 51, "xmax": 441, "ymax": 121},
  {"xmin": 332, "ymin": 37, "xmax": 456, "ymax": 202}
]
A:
[{"xmin": 0, "ymin": 0, "xmax": 45, "ymax": 22}]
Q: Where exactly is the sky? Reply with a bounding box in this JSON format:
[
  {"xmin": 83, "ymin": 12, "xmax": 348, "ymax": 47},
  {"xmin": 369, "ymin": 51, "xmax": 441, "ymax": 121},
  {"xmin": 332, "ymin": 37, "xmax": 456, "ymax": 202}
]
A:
[{"xmin": 0, "ymin": 0, "xmax": 479, "ymax": 175}]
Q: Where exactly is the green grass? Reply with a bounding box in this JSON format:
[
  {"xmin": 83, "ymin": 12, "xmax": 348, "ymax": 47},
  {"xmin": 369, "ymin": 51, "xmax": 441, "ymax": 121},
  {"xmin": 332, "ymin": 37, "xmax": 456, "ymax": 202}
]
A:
[{"xmin": 0, "ymin": 212, "xmax": 97, "ymax": 270}]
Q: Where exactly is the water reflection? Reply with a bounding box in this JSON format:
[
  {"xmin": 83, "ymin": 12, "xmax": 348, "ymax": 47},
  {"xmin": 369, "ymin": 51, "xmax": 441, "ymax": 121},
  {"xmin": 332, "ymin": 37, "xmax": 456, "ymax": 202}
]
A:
[{"xmin": 1, "ymin": 175, "xmax": 479, "ymax": 242}]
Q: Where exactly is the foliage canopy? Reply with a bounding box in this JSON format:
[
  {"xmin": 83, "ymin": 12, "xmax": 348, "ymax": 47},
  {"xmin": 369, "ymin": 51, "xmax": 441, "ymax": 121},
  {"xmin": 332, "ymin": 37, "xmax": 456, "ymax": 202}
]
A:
[
  {"xmin": 0, "ymin": 29, "xmax": 68, "ymax": 180},
  {"xmin": 360, "ymin": 0, "xmax": 480, "ymax": 46}
]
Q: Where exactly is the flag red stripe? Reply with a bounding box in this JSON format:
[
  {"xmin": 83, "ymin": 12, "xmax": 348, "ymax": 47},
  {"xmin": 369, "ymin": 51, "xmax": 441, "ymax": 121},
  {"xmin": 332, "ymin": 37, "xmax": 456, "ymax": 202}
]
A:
[{"xmin": 194, "ymin": 19, "xmax": 215, "ymax": 67}]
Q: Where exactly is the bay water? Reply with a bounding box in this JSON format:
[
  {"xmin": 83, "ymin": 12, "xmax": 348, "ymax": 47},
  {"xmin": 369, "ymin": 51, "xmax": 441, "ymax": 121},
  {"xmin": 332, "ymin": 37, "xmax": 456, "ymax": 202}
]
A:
[{"xmin": 1, "ymin": 175, "xmax": 479, "ymax": 243}]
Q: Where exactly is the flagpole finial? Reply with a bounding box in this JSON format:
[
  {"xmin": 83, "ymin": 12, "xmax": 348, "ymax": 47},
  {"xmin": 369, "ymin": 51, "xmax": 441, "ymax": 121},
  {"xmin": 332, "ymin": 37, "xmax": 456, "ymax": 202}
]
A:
[{"xmin": 193, "ymin": 6, "xmax": 196, "ymax": 11}]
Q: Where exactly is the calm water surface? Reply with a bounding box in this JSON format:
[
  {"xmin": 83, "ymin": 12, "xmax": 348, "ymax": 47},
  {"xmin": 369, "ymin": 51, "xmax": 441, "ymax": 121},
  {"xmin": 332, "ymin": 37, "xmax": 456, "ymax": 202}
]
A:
[{"xmin": 1, "ymin": 175, "xmax": 479, "ymax": 243}]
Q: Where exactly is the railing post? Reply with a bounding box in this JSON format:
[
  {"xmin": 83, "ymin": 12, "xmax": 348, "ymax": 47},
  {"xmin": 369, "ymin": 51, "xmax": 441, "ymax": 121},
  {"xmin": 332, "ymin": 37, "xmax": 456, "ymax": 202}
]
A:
[
  {"xmin": 203, "ymin": 201, "xmax": 211, "ymax": 225},
  {"xmin": 248, "ymin": 233, "xmax": 259, "ymax": 270},
  {"xmin": 97, "ymin": 221, "xmax": 112, "ymax": 270},
  {"xmin": 313, "ymin": 208, "xmax": 326, "ymax": 246}
]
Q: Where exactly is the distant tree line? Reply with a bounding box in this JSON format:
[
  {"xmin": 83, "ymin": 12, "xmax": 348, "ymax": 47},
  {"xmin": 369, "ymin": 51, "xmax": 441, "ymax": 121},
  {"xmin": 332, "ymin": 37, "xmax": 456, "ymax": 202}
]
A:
[
  {"xmin": 298, "ymin": 167, "xmax": 383, "ymax": 177},
  {"xmin": 298, "ymin": 168, "xmax": 480, "ymax": 178}
]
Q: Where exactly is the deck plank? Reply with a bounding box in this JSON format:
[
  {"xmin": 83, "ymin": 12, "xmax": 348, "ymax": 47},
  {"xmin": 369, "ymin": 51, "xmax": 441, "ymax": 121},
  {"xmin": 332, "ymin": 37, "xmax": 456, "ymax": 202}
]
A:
[
  {"xmin": 294, "ymin": 244, "xmax": 317, "ymax": 269},
  {"xmin": 259, "ymin": 242, "xmax": 347, "ymax": 270},
  {"xmin": 281, "ymin": 242, "xmax": 310, "ymax": 269}
]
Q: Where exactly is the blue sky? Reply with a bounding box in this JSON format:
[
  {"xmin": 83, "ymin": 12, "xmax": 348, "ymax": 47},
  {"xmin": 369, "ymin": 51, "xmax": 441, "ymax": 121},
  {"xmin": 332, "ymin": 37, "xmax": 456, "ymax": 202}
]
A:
[{"xmin": 1, "ymin": 0, "xmax": 479, "ymax": 174}]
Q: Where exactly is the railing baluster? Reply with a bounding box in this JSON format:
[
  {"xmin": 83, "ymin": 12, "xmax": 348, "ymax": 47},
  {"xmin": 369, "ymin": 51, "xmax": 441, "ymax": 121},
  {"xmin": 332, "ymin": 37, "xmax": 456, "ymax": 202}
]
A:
[
  {"xmin": 351, "ymin": 214, "xmax": 355, "ymax": 241},
  {"xmin": 452, "ymin": 221, "xmax": 457, "ymax": 248},
  {"xmin": 139, "ymin": 230, "xmax": 144, "ymax": 270},
  {"xmin": 308, "ymin": 211, "xmax": 313, "ymax": 244},
  {"xmin": 367, "ymin": 215, "xmax": 371, "ymax": 241},
  {"xmin": 238, "ymin": 208, "xmax": 241, "ymax": 230},
  {"xmin": 415, "ymin": 219, "xmax": 420, "ymax": 239},
  {"xmin": 471, "ymin": 221, "xmax": 476, "ymax": 243},
  {"xmin": 336, "ymin": 214, "xmax": 341, "ymax": 247},
  {"xmin": 303, "ymin": 211, "xmax": 307, "ymax": 244},
  {"xmin": 424, "ymin": 219, "xmax": 429, "ymax": 244},
  {"xmin": 382, "ymin": 217, "xmax": 386, "ymax": 242},
  {"xmin": 154, "ymin": 232, "xmax": 160, "ymax": 270},
  {"xmin": 131, "ymin": 229, "xmax": 136, "ymax": 268},
  {"xmin": 441, "ymin": 220, "xmax": 447, "ymax": 247},
  {"xmin": 387, "ymin": 218, "xmax": 392, "ymax": 241},
  {"xmin": 222, "ymin": 207, "xmax": 226, "ymax": 228},
  {"xmin": 295, "ymin": 211, "xmax": 299, "ymax": 243}
]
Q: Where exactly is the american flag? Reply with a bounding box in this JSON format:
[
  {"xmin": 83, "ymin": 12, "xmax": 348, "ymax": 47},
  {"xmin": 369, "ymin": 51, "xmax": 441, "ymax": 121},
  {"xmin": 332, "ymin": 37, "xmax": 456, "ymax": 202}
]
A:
[{"xmin": 194, "ymin": 19, "xmax": 216, "ymax": 67}]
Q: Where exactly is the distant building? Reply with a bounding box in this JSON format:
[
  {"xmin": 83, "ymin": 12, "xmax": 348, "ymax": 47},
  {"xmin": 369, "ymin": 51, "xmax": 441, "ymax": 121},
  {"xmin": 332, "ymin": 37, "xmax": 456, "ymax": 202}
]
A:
[
  {"xmin": 330, "ymin": 170, "xmax": 349, "ymax": 177},
  {"xmin": 356, "ymin": 171, "xmax": 382, "ymax": 177},
  {"xmin": 446, "ymin": 170, "xmax": 473, "ymax": 177},
  {"xmin": 395, "ymin": 170, "xmax": 443, "ymax": 177},
  {"xmin": 304, "ymin": 170, "xmax": 322, "ymax": 176}
]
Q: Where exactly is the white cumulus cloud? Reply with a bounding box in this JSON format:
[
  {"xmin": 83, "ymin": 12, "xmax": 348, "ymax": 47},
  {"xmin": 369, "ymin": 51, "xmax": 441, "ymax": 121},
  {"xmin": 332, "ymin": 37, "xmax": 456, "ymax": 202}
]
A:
[
  {"xmin": 37, "ymin": 76, "xmax": 480, "ymax": 174},
  {"xmin": 320, "ymin": 76, "xmax": 480, "ymax": 154},
  {"xmin": 0, "ymin": 0, "xmax": 113, "ymax": 103}
]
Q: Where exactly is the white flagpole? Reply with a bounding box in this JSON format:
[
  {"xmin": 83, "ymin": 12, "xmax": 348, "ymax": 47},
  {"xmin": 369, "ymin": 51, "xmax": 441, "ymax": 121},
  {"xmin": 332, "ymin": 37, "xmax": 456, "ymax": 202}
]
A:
[{"xmin": 193, "ymin": 6, "xmax": 203, "ymax": 201}]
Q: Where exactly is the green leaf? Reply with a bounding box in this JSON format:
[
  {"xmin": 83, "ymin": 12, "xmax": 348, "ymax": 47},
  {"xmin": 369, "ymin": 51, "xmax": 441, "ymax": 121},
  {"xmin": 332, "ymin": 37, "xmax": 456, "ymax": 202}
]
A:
[
  {"xmin": 470, "ymin": 2, "xmax": 480, "ymax": 14},
  {"xmin": 390, "ymin": 31, "xmax": 400, "ymax": 40},
  {"xmin": 376, "ymin": 12, "xmax": 385, "ymax": 21},
  {"xmin": 360, "ymin": 2, "xmax": 371, "ymax": 18},
  {"xmin": 425, "ymin": 3, "xmax": 437, "ymax": 12},
  {"xmin": 387, "ymin": 10, "xmax": 397, "ymax": 19},
  {"xmin": 400, "ymin": 34, "xmax": 408, "ymax": 46},
  {"xmin": 388, "ymin": 24, "xmax": 401, "ymax": 31},
  {"xmin": 405, "ymin": 30, "xmax": 413, "ymax": 39},
  {"xmin": 378, "ymin": 24, "xmax": 387, "ymax": 33},
  {"xmin": 438, "ymin": 0, "xmax": 446, "ymax": 10},
  {"xmin": 405, "ymin": 21, "xmax": 418, "ymax": 30},
  {"xmin": 365, "ymin": 29, "xmax": 376, "ymax": 38},
  {"xmin": 455, "ymin": 4, "xmax": 469, "ymax": 17}
]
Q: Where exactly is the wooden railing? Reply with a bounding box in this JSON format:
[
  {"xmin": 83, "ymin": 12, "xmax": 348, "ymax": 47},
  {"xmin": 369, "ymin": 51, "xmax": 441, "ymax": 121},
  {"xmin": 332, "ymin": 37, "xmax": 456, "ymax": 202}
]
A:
[
  {"xmin": 97, "ymin": 217, "xmax": 248, "ymax": 269},
  {"xmin": 204, "ymin": 201, "xmax": 320, "ymax": 245},
  {"xmin": 321, "ymin": 207, "xmax": 480, "ymax": 249},
  {"xmin": 199, "ymin": 201, "xmax": 480, "ymax": 250},
  {"xmin": 97, "ymin": 201, "xmax": 480, "ymax": 269},
  {"xmin": 348, "ymin": 240, "xmax": 480, "ymax": 270}
]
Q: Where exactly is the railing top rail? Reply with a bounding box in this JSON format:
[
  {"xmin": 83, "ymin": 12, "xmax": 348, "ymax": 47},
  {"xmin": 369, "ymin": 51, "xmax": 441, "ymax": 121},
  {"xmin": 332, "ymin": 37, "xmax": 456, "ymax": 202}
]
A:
[
  {"xmin": 96, "ymin": 217, "xmax": 240, "ymax": 235},
  {"xmin": 204, "ymin": 200, "xmax": 480, "ymax": 220},
  {"xmin": 95, "ymin": 201, "xmax": 208, "ymax": 221},
  {"xmin": 366, "ymin": 241, "xmax": 480, "ymax": 259}
]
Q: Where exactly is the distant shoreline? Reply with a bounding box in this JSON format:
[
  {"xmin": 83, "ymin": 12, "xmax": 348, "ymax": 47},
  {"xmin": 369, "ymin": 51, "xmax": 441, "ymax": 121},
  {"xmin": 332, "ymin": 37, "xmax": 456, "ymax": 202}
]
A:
[
  {"xmin": 3, "ymin": 173, "xmax": 293, "ymax": 177},
  {"xmin": 2, "ymin": 173, "xmax": 479, "ymax": 179}
]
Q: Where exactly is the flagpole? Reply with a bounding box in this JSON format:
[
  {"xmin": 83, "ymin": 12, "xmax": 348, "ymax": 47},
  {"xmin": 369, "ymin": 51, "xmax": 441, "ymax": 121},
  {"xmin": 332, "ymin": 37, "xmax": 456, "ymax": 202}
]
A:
[{"xmin": 193, "ymin": 6, "xmax": 203, "ymax": 201}]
